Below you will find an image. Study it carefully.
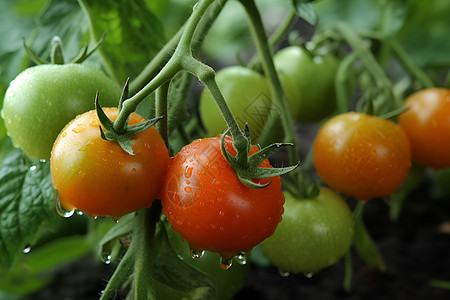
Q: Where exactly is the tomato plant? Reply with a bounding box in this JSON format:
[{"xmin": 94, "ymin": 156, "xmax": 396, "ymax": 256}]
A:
[
  {"xmin": 398, "ymin": 88, "xmax": 450, "ymax": 169},
  {"xmin": 50, "ymin": 107, "xmax": 170, "ymax": 219},
  {"xmin": 260, "ymin": 188, "xmax": 353, "ymax": 274},
  {"xmin": 273, "ymin": 45, "xmax": 340, "ymax": 123},
  {"xmin": 1, "ymin": 64, "xmax": 122, "ymax": 160},
  {"xmin": 199, "ymin": 66, "xmax": 272, "ymax": 140},
  {"xmin": 313, "ymin": 112, "xmax": 412, "ymax": 201},
  {"xmin": 160, "ymin": 135, "xmax": 285, "ymax": 261}
]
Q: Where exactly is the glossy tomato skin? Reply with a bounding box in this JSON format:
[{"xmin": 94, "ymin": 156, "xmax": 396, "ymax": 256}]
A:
[
  {"xmin": 1, "ymin": 64, "xmax": 122, "ymax": 159},
  {"xmin": 260, "ymin": 188, "xmax": 354, "ymax": 274},
  {"xmin": 398, "ymin": 88, "xmax": 450, "ymax": 169},
  {"xmin": 274, "ymin": 46, "xmax": 339, "ymax": 123},
  {"xmin": 313, "ymin": 112, "xmax": 411, "ymax": 201},
  {"xmin": 50, "ymin": 108, "xmax": 170, "ymax": 219},
  {"xmin": 161, "ymin": 135, "xmax": 284, "ymax": 259},
  {"xmin": 199, "ymin": 66, "xmax": 272, "ymax": 141}
]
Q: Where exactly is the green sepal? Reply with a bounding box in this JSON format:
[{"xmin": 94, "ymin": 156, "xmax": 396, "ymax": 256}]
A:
[
  {"xmin": 220, "ymin": 130, "xmax": 300, "ymax": 189},
  {"xmin": 71, "ymin": 31, "xmax": 107, "ymax": 64},
  {"xmin": 51, "ymin": 36, "xmax": 65, "ymax": 64},
  {"xmin": 95, "ymin": 92, "xmax": 163, "ymax": 155},
  {"xmin": 118, "ymin": 77, "xmax": 131, "ymax": 112},
  {"xmin": 22, "ymin": 38, "xmax": 49, "ymax": 65}
]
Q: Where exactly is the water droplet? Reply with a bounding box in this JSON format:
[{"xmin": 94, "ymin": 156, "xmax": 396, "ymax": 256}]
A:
[
  {"xmin": 76, "ymin": 209, "xmax": 84, "ymax": 216},
  {"xmin": 78, "ymin": 146, "xmax": 86, "ymax": 151},
  {"xmin": 184, "ymin": 186, "xmax": 192, "ymax": 193},
  {"xmin": 29, "ymin": 165, "xmax": 36, "ymax": 171},
  {"xmin": 193, "ymin": 2, "xmax": 199, "ymax": 10},
  {"xmin": 119, "ymin": 161, "xmax": 126, "ymax": 167},
  {"xmin": 39, "ymin": 159, "xmax": 47, "ymax": 163},
  {"xmin": 190, "ymin": 249, "xmax": 205, "ymax": 259},
  {"xmin": 185, "ymin": 166, "xmax": 193, "ymax": 178},
  {"xmin": 278, "ymin": 270, "xmax": 291, "ymax": 277},
  {"xmin": 132, "ymin": 168, "xmax": 137, "ymax": 175},
  {"xmin": 55, "ymin": 195, "xmax": 74, "ymax": 218},
  {"xmin": 235, "ymin": 252, "xmax": 247, "ymax": 265},
  {"xmin": 220, "ymin": 257, "xmax": 233, "ymax": 270},
  {"xmin": 72, "ymin": 124, "xmax": 87, "ymax": 133},
  {"xmin": 113, "ymin": 218, "xmax": 120, "ymax": 223},
  {"xmin": 103, "ymin": 254, "xmax": 112, "ymax": 264},
  {"xmin": 304, "ymin": 272, "xmax": 314, "ymax": 278},
  {"xmin": 23, "ymin": 244, "xmax": 31, "ymax": 254}
]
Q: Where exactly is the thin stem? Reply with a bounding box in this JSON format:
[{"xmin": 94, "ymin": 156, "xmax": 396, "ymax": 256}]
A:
[
  {"xmin": 343, "ymin": 250, "xmax": 353, "ymax": 292},
  {"xmin": 155, "ymin": 82, "xmax": 170, "ymax": 147},
  {"xmin": 239, "ymin": 0, "xmax": 298, "ymax": 164},
  {"xmin": 390, "ymin": 38, "xmax": 434, "ymax": 89}
]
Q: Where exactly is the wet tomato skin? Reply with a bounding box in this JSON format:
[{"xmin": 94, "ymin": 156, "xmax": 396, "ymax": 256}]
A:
[
  {"xmin": 313, "ymin": 112, "xmax": 411, "ymax": 201},
  {"xmin": 50, "ymin": 108, "xmax": 170, "ymax": 219},
  {"xmin": 398, "ymin": 88, "xmax": 450, "ymax": 169},
  {"xmin": 161, "ymin": 135, "xmax": 285, "ymax": 259}
]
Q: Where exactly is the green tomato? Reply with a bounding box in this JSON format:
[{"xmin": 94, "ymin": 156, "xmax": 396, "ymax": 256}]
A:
[
  {"xmin": 274, "ymin": 46, "xmax": 339, "ymax": 123},
  {"xmin": 199, "ymin": 66, "xmax": 272, "ymax": 141},
  {"xmin": 1, "ymin": 64, "xmax": 122, "ymax": 159},
  {"xmin": 153, "ymin": 224, "xmax": 249, "ymax": 300},
  {"xmin": 260, "ymin": 188, "xmax": 354, "ymax": 274}
]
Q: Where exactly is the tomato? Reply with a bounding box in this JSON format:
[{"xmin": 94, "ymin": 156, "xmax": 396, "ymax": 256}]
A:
[
  {"xmin": 50, "ymin": 108, "xmax": 170, "ymax": 219},
  {"xmin": 1, "ymin": 64, "xmax": 122, "ymax": 159},
  {"xmin": 199, "ymin": 66, "xmax": 272, "ymax": 141},
  {"xmin": 398, "ymin": 88, "xmax": 450, "ymax": 169},
  {"xmin": 160, "ymin": 135, "xmax": 285, "ymax": 259},
  {"xmin": 153, "ymin": 222, "xmax": 249, "ymax": 300},
  {"xmin": 274, "ymin": 46, "xmax": 339, "ymax": 123},
  {"xmin": 313, "ymin": 112, "xmax": 411, "ymax": 201},
  {"xmin": 260, "ymin": 188, "xmax": 354, "ymax": 274}
]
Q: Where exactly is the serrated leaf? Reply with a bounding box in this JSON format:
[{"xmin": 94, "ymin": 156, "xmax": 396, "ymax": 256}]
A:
[
  {"xmin": 0, "ymin": 149, "xmax": 58, "ymax": 270},
  {"xmin": 78, "ymin": 0, "xmax": 167, "ymax": 83},
  {"xmin": 168, "ymin": 72, "xmax": 193, "ymax": 136}
]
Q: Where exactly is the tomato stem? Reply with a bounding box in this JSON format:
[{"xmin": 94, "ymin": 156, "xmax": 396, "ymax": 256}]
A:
[
  {"xmin": 239, "ymin": 0, "xmax": 298, "ymax": 165},
  {"xmin": 155, "ymin": 82, "xmax": 170, "ymax": 147}
]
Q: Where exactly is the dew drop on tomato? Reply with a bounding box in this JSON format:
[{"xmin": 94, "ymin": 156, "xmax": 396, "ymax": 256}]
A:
[
  {"xmin": 55, "ymin": 194, "xmax": 75, "ymax": 218},
  {"xmin": 220, "ymin": 257, "xmax": 233, "ymax": 270},
  {"xmin": 190, "ymin": 249, "xmax": 205, "ymax": 259}
]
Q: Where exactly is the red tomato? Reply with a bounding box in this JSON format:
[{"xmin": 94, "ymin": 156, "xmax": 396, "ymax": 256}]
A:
[
  {"xmin": 313, "ymin": 112, "xmax": 411, "ymax": 201},
  {"xmin": 398, "ymin": 88, "xmax": 450, "ymax": 169},
  {"xmin": 50, "ymin": 108, "xmax": 170, "ymax": 219},
  {"xmin": 160, "ymin": 135, "xmax": 285, "ymax": 259}
]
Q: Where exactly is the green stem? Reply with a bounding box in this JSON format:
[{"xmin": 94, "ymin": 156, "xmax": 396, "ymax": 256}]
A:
[
  {"xmin": 390, "ymin": 38, "xmax": 434, "ymax": 89},
  {"xmin": 155, "ymin": 82, "xmax": 170, "ymax": 147},
  {"xmin": 336, "ymin": 53, "xmax": 358, "ymax": 113},
  {"xmin": 335, "ymin": 23, "xmax": 399, "ymax": 110},
  {"xmin": 239, "ymin": 0, "xmax": 298, "ymax": 164},
  {"xmin": 343, "ymin": 250, "xmax": 353, "ymax": 292}
]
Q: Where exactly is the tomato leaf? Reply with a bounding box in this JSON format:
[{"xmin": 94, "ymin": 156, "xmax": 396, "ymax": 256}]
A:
[
  {"xmin": 152, "ymin": 224, "xmax": 216, "ymax": 296},
  {"xmin": 78, "ymin": 0, "xmax": 167, "ymax": 84},
  {"xmin": 291, "ymin": 1, "xmax": 318, "ymax": 26},
  {"xmin": 0, "ymin": 149, "xmax": 58, "ymax": 270}
]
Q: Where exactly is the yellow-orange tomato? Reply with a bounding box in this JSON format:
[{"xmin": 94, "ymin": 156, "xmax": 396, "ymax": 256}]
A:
[
  {"xmin": 398, "ymin": 88, "xmax": 450, "ymax": 169},
  {"xmin": 50, "ymin": 108, "xmax": 170, "ymax": 219},
  {"xmin": 313, "ymin": 112, "xmax": 411, "ymax": 201}
]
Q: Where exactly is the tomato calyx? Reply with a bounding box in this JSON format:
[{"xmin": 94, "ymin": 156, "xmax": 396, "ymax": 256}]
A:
[
  {"xmin": 95, "ymin": 81, "xmax": 163, "ymax": 155},
  {"xmin": 220, "ymin": 127, "xmax": 299, "ymax": 189},
  {"xmin": 23, "ymin": 32, "xmax": 106, "ymax": 65}
]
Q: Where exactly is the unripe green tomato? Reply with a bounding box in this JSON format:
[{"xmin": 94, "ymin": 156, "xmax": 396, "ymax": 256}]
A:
[
  {"xmin": 260, "ymin": 188, "xmax": 354, "ymax": 274},
  {"xmin": 1, "ymin": 64, "xmax": 122, "ymax": 159},
  {"xmin": 274, "ymin": 46, "xmax": 339, "ymax": 123},
  {"xmin": 199, "ymin": 66, "xmax": 272, "ymax": 141},
  {"xmin": 153, "ymin": 224, "xmax": 249, "ymax": 300}
]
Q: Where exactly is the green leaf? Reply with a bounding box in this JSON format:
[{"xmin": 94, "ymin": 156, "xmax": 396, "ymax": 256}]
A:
[
  {"xmin": 78, "ymin": 0, "xmax": 167, "ymax": 83},
  {"xmin": 292, "ymin": 1, "xmax": 318, "ymax": 26},
  {"xmin": 0, "ymin": 149, "xmax": 59, "ymax": 270},
  {"xmin": 0, "ymin": 235, "xmax": 91, "ymax": 296},
  {"xmin": 152, "ymin": 224, "xmax": 216, "ymax": 295},
  {"xmin": 167, "ymin": 72, "xmax": 193, "ymax": 136}
]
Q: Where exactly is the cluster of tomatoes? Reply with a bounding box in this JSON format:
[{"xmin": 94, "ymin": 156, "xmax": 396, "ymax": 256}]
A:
[{"xmin": 2, "ymin": 43, "xmax": 450, "ymax": 281}]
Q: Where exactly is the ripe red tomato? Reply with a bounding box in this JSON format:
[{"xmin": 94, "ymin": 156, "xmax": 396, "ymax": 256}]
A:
[
  {"xmin": 313, "ymin": 112, "xmax": 411, "ymax": 201},
  {"xmin": 398, "ymin": 88, "xmax": 450, "ymax": 169},
  {"xmin": 160, "ymin": 135, "xmax": 285, "ymax": 259},
  {"xmin": 50, "ymin": 108, "xmax": 170, "ymax": 219}
]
